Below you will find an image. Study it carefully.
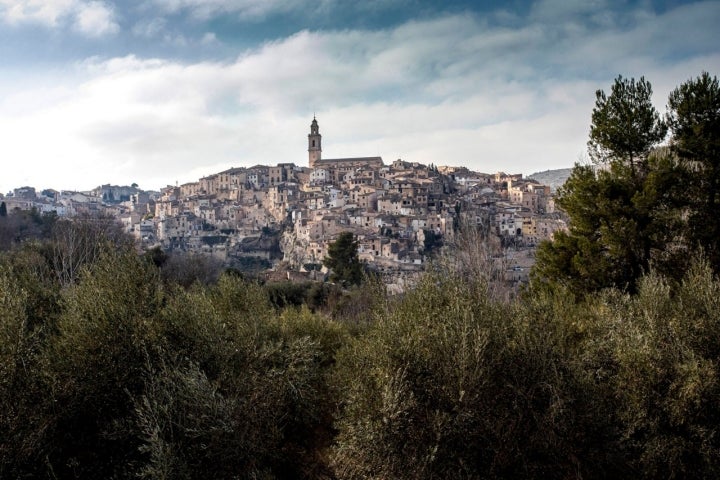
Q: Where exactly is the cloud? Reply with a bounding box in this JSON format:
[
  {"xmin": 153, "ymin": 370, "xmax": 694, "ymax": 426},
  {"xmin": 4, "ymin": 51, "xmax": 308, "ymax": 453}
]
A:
[
  {"xmin": 200, "ymin": 31, "xmax": 217, "ymax": 44},
  {"xmin": 149, "ymin": 0, "xmax": 313, "ymax": 20},
  {"xmin": 529, "ymin": 0, "xmax": 614, "ymax": 22},
  {"xmin": 1, "ymin": 2, "xmax": 718, "ymax": 192},
  {"xmin": 131, "ymin": 17, "xmax": 166, "ymax": 37},
  {"xmin": 131, "ymin": 16, "xmax": 220, "ymax": 47},
  {"xmin": 0, "ymin": 0, "xmax": 76, "ymax": 26},
  {"xmin": 74, "ymin": 1, "xmax": 118, "ymax": 36},
  {"xmin": 0, "ymin": 0, "xmax": 118, "ymax": 35},
  {"xmin": 145, "ymin": 0, "xmax": 409, "ymax": 22}
]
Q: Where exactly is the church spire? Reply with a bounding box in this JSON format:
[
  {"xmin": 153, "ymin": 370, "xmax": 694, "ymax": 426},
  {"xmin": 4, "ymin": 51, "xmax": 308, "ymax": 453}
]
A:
[{"xmin": 308, "ymin": 116, "xmax": 321, "ymax": 168}]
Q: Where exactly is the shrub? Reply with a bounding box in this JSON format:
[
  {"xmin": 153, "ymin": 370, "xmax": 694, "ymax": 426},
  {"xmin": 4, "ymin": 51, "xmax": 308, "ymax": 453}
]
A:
[
  {"xmin": 597, "ymin": 261, "xmax": 720, "ymax": 478},
  {"xmin": 331, "ymin": 272, "xmax": 603, "ymax": 479}
]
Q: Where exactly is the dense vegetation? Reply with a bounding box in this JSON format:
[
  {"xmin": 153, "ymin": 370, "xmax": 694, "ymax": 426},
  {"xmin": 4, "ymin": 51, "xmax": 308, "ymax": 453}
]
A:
[
  {"xmin": 2, "ymin": 233, "xmax": 719, "ymax": 478},
  {"xmin": 533, "ymin": 72, "xmax": 720, "ymax": 295},
  {"xmin": 1, "ymin": 72, "xmax": 718, "ymax": 478}
]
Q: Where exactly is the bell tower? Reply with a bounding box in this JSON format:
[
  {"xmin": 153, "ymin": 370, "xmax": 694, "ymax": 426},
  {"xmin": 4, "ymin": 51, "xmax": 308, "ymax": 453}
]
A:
[{"xmin": 308, "ymin": 116, "xmax": 322, "ymax": 168}]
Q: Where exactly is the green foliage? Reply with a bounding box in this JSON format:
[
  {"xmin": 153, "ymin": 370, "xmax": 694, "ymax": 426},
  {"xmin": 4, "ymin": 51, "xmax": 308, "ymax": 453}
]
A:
[
  {"xmin": 0, "ymin": 245, "xmax": 350, "ymax": 478},
  {"xmin": 324, "ymin": 231, "xmax": 363, "ymax": 286},
  {"xmin": 144, "ymin": 245, "xmax": 169, "ymax": 268},
  {"xmin": 533, "ymin": 155, "xmax": 682, "ymax": 294},
  {"xmin": 331, "ymin": 272, "xmax": 608, "ymax": 479},
  {"xmin": 232, "ymin": 255, "xmax": 273, "ymax": 274},
  {"xmin": 533, "ymin": 74, "xmax": 715, "ymax": 294},
  {"xmin": 43, "ymin": 251, "xmax": 163, "ymax": 478},
  {"xmin": 667, "ymin": 72, "xmax": 720, "ymax": 177},
  {"xmin": 0, "ymin": 207, "xmax": 57, "ymax": 250},
  {"xmin": 0, "ymin": 266, "xmax": 50, "ymax": 477},
  {"xmin": 421, "ymin": 228, "xmax": 443, "ymax": 253},
  {"xmin": 325, "ymin": 278, "xmax": 386, "ymax": 327},
  {"xmin": 0, "ymin": 241, "xmax": 61, "ymax": 329},
  {"xmin": 588, "ymin": 75, "xmax": 667, "ymax": 177},
  {"xmin": 265, "ymin": 281, "xmax": 355, "ymax": 315},
  {"xmin": 200, "ymin": 235, "xmax": 226, "ymax": 246},
  {"xmin": 141, "ymin": 276, "xmax": 345, "ymax": 478},
  {"xmin": 266, "ymin": 281, "xmax": 315, "ymax": 310},
  {"xmin": 1, "ymin": 234, "xmax": 719, "ymax": 478},
  {"xmin": 667, "ymin": 72, "xmax": 720, "ymax": 271},
  {"xmin": 583, "ymin": 259, "xmax": 720, "ymax": 478},
  {"xmin": 330, "ymin": 260, "xmax": 720, "ymax": 479}
]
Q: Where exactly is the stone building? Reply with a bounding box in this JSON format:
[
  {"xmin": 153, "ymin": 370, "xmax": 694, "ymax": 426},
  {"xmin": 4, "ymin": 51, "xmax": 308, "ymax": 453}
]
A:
[{"xmin": 306, "ymin": 117, "xmax": 384, "ymax": 180}]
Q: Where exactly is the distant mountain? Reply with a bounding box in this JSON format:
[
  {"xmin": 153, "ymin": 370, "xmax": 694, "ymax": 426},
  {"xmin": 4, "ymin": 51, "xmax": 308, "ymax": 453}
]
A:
[{"xmin": 527, "ymin": 168, "xmax": 573, "ymax": 191}]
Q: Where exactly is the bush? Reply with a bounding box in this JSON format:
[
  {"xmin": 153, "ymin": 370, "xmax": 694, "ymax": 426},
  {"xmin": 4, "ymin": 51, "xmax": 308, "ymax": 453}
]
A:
[
  {"xmin": 0, "ymin": 266, "xmax": 50, "ymax": 477},
  {"xmin": 331, "ymin": 272, "xmax": 607, "ymax": 479},
  {"xmin": 266, "ymin": 281, "xmax": 313, "ymax": 310},
  {"xmin": 593, "ymin": 261, "xmax": 720, "ymax": 478},
  {"xmin": 137, "ymin": 274, "xmax": 346, "ymax": 478},
  {"xmin": 1, "ymin": 237, "xmax": 718, "ymax": 478},
  {"xmin": 41, "ymin": 251, "xmax": 163, "ymax": 478}
]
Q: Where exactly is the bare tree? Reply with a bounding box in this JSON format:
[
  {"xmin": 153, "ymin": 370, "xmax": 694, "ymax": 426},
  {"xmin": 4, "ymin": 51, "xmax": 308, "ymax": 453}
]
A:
[
  {"xmin": 50, "ymin": 214, "xmax": 133, "ymax": 286},
  {"xmin": 435, "ymin": 215, "xmax": 513, "ymax": 302}
]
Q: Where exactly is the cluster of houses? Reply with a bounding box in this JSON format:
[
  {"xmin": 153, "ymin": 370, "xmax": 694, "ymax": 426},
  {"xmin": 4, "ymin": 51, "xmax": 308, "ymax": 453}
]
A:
[{"xmin": 1, "ymin": 118, "xmax": 567, "ymax": 286}]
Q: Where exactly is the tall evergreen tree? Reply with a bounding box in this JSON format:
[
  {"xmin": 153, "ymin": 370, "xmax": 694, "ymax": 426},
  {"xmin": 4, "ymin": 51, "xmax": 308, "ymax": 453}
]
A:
[
  {"xmin": 667, "ymin": 72, "xmax": 720, "ymax": 271},
  {"xmin": 588, "ymin": 75, "xmax": 667, "ymax": 179},
  {"xmin": 533, "ymin": 76, "xmax": 670, "ymax": 294}
]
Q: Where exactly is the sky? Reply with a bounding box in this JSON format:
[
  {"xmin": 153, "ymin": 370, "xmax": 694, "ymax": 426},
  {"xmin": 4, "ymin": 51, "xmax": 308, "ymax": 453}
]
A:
[{"xmin": 0, "ymin": 0, "xmax": 718, "ymax": 193}]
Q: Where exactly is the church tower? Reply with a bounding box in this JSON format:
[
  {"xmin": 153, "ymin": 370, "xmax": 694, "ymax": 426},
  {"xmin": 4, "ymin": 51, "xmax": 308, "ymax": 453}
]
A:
[{"xmin": 308, "ymin": 116, "xmax": 322, "ymax": 168}]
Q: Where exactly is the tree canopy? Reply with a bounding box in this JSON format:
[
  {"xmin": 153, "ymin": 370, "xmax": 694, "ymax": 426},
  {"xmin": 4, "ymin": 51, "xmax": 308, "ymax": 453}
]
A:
[
  {"xmin": 588, "ymin": 76, "xmax": 667, "ymax": 178},
  {"xmin": 667, "ymin": 71, "xmax": 720, "ymax": 269},
  {"xmin": 534, "ymin": 72, "xmax": 719, "ymax": 295},
  {"xmin": 324, "ymin": 231, "xmax": 363, "ymax": 286}
]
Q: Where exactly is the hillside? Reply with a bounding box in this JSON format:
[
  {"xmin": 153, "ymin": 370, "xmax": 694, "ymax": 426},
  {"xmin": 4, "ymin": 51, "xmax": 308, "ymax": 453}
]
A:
[{"xmin": 527, "ymin": 167, "xmax": 573, "ymax": 191}]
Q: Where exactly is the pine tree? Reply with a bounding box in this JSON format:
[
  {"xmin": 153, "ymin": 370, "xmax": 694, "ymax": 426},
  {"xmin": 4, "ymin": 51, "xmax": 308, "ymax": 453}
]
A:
[
  {"xmin": 588, "ymin": 75, "xmax": 667, "ymax": 179},
  {"xmin": 534, "ymin": 76, "xmax": 671, "ymax": 294},
  {"xmin": 324, "ymin": 231, "xmax": 363, "ymax": 286},
  {"xmin": 667, "ymin": 72, "xmax": 720, "ymax": 271}
]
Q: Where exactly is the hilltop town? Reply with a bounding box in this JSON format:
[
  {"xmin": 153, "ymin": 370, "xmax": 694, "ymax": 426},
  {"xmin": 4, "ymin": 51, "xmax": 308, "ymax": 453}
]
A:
[{"xmin": 0, "ymin": 118, "xmax": 567, "ymax": 288}]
